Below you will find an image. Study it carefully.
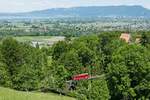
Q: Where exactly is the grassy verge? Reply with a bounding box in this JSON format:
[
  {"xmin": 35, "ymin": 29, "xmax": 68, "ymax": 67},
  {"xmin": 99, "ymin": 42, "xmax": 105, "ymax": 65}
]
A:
[{"xmin": 0, "ymin": 87, "xmax": 75, "ymax": 100}]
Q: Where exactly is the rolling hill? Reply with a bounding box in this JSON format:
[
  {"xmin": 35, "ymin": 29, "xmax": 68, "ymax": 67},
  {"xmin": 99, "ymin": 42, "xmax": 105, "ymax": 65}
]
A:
[{"xmin": 0, "ymin": 5, "xmax": 150, "ymax": 18}]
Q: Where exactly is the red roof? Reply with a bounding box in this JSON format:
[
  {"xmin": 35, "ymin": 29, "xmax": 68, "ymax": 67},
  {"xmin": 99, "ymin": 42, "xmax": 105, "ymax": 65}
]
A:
[{"xmin": 120, "ymin": 33, "xmax": 131, "ymax": 43}]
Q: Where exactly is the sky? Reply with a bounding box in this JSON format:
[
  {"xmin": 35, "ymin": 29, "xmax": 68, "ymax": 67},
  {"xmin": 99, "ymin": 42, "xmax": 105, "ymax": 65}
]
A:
[{"xmin": 0, "ymin": 0, "xmax": 150, "ymax": 13}]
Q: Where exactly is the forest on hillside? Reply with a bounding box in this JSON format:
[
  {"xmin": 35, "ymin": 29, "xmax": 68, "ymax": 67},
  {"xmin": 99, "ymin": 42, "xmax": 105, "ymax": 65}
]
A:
[{"xmin": 0, "ymin": 32, "xmax": 150, "ymax": 100}]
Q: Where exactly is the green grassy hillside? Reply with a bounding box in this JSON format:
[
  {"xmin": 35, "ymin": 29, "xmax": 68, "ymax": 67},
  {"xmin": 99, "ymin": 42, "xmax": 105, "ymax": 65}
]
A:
[{"xmin": 0, "ymin": 87, "xmax": 75, "ymax": 100}]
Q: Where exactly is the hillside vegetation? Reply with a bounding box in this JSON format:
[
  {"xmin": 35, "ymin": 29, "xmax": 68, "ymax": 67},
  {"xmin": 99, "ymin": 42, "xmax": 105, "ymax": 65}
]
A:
[{"xmin": 0, "ymin": 32, "xmax": 150, "ymax": 100}]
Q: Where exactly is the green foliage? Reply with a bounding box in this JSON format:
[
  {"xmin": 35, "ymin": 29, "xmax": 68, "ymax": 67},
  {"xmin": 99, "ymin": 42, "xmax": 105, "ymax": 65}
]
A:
[
  {"xmin": 75, "ymin": 35, "xmax": 99, "ymax": 51},
  {"xmin": 1, "ymin": 37, "xmax": 48, "ymax": 91},
  {"xmin": 0, "ymin": 32, "xmax": 150, "ymax": 100},
  {"xmin": 98, "ymin": 32, "xmax": 120, "ymax": 54},
  {"xmin": 14, "ymin": 64, "xmax": 40, "ymax": 90},
  {"xmin": 0, "ymin": 47, "xmax": 11, "ymax": 87},
  {"xmin": 108, "ymin": 44, "xmax": 150, "ymax": 99},
  {"xmin": 1, "ymin": 37, "xmax": 22, "ymax": 78},
  {"xmin": 140, "ymin": 32, "xmax": 150, "ymax": 48},
  {"xmin": 59, "ymin": 49, "xmax": 82, "ymax": 75},
  {"xmin": 76, "ymin": 79, "xmax": 110, "ymax": 100},
  {"xmin": 77, "ymin": 43, "xmax": 96, "ymax": 67},
  {"xmin": 0, "ymin": 63, "xmax": 11, "ymax": 87},
  {"xmin": 97, "ymin": 32, "xmax": 122, "ymax": 69},
  {"xmin": 41, "ymin": 59, "xmax": 69, "ymax": 90},
  {"xmin": 54, "ymin": 65, "xmax": 69, "ymax": 89},
  {"xmin": 52, "ymin": 41, "xmax": 68, "ymax": 60},
  {"xmin": 90, "ymin": 79, "xmax": 110, "ymax": 100}
]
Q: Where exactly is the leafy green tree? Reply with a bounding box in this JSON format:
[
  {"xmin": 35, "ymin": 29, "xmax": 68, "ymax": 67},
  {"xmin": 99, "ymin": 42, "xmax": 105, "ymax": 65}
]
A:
[
  {"xmin": 90, "ymin": 79, "xmax": 110, "ymax": 100},
  {"xmin": 1, "ymin": 38, "xmax": 23, "ymax": 81},
  {"xmin": 97, "ymin": 32, "xmax": 121, "ymax": 69},
  {"xmin": 74, "ymin": 35, "xmax": 99, "ymax": 51},
  {"xmin": 52, "ymin": 41, "xmax": 68, "ymax": 61},
  {"xmin": 58, "ymin": 49, "xmax": 82, "ymax": 75},
  {"xmin": 41, "ymin": 60, "xmax": 69, "ymax": 90},
  {"xmin": 1, "ymin": 38, "xmax": 48, "ymax": 90},
  {"xmin": 13, "ymin": 64, "xmax": 40, "ymax": 90},
  {"xmin": 77, "ymin": 79, "xmax": 110, "ymax": 100},
  {"xmin": 98, "ymin": 32, "xmax": 120, "ymax": 55},
  {"xmin": 0, "ymin": 65, "xmax": 11, "ymax": 87},
  {"xmin": 0, "ymin": 63, "xmax": 11, "ymax": 87},
  {"xmin": 108, "ymin": 44, "xmax": 150, "ymax": 99},
  {"xmin": 51, "ymin": 62, "xmax": 69, "ymax": 89},
  {"xmin": 140, "ymin": 32, "xmax": 150, "ymax": 48},
  {"xmin": 77, "ymin": 43, "xmax": 97, "ymax": 67},
  {"xmin": 0, "ymin": 48, "xmax": 11, "ymax": 87},
  {"xmin": 14, "ymin": 46, "xmax": 48, "ymax": 91}
]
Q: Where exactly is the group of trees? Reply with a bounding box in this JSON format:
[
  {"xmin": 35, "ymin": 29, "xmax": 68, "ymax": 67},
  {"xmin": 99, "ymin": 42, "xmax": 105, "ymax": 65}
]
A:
[
  {"xmin": 50, "ymin": 32, "xmax": 150, "ymax": 99},
  {"xmin": 0, "ymin": 32, "xmax": 150, "ymax": 100},
  {"xmin": 0, "ymin": 38, "xmax": 48, "ymax": 91}
]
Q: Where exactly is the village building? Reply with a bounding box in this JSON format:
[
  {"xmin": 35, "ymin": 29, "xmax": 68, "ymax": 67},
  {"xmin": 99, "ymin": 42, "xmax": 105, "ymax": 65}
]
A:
[
  {"xmin": 135, "ymin": 35, "xmax": 141, "ymax": 44},
  {"xmin": 120, "ymin": 33, "xmax": 131, "ymax": 43},
  {"xmin": 135, "ymin": 38, "xmax": 141, "ymax": 43}
]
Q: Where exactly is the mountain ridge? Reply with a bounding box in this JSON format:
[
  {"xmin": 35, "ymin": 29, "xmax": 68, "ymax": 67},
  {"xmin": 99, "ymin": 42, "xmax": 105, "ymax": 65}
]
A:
[{"xmin": 1, "ymin": 5, "xmax": 150, "ymax": 18}]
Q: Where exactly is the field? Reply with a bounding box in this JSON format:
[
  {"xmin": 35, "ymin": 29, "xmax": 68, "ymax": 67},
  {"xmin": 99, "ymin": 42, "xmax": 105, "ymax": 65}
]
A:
[
  {"xmin": 13, "ymin": 36, "xmax": 65, "ymax": 47},
  {"xmin": 14, "ymin": 36, "xmax": 65, "ymax": 42},
  {"xmin": 14, "ymin": 36, "xmax": 53, "ymax": 42},
  {"xmin": 0, "ymin": 87, "xmax": 75, "ymax": 100}
]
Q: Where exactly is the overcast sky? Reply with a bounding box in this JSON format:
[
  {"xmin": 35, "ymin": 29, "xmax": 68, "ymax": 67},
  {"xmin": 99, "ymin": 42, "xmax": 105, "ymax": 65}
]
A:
[{"xmin": 0, "ymin": 0, "xmax": 150, "ymax": 13}]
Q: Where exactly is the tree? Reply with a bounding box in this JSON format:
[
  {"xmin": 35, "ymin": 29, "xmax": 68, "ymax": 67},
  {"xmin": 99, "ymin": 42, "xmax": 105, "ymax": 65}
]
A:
[
  {"xmin": 98, "ymin": 32, "xmax": 120, "ymax": 55},
  {"xmin": 97, "ymin": 32, "xmax": 121, "ymax": 69},
  {"xmin": 0, "ymin": 45, "xmax": 12, "ymax": 87},
  {"xmin": 0, "ymin": 48, "xmax": 11, "ymax": 87},
  {"xmin": 1, "ymin": 38, "xmax": 48, "ymax": 91},
  {"xmin": 0, "ymin": 63, "xmax": 11, "ymax": 87},
  {"xmin": 13, "ymin": 64, "xmax": 40, "ymax": 91},
  {"xmin": 52, "ymin": 41, "xmax": 68, "ymax": 61},
  {"xmin": 77, "ymin": 44, "xmax": 96, "ymax": 67},
  {"xmin": 77, "ymin": 79, "xmax": 110, "ymax": 100},
  {"xmin": 50, "ymin": 63, "xmax": 69, "ymax": 89},
  {"xmin": 90, "ymin": 79, "xmax": 110, "ymax": 100},
  {"xmin": 58, "ymin": 49, "xmax": 82, "ymax": 75},
  {"xmin": 13, "ymin": 46, "xmax": 48, "ymax": 91},
  {"xmin": 107, "ymin": 44, "xmax": 150, "ymax": 99},
  {"xmin": 74, "ymin": 35, "xmax": 99, "ymax": 51},
  {"xmin": 1, "ymin": 38, "xmax": 23, "ymax": 82},
  {"xmin": 140, "ymin": 32, "xmax": 150, "ymax": 48}
]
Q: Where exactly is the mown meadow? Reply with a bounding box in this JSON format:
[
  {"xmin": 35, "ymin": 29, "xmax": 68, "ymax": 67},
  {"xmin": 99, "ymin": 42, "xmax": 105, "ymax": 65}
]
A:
[{"xmin": 0, "ymin": 87, "xmax": 75, "ymax": 100}]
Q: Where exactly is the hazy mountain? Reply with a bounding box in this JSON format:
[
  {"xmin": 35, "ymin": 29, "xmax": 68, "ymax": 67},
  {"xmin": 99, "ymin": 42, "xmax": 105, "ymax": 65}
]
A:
[{"xmin": 1, "ymin": 5, "xmax": 150, "ymax": 18}]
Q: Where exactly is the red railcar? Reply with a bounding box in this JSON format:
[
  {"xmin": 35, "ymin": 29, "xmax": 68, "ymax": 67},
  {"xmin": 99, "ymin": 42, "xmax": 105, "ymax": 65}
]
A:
[{"xmin": 72, "ymin": 73, "xmax": 90, "ymax": 81}]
